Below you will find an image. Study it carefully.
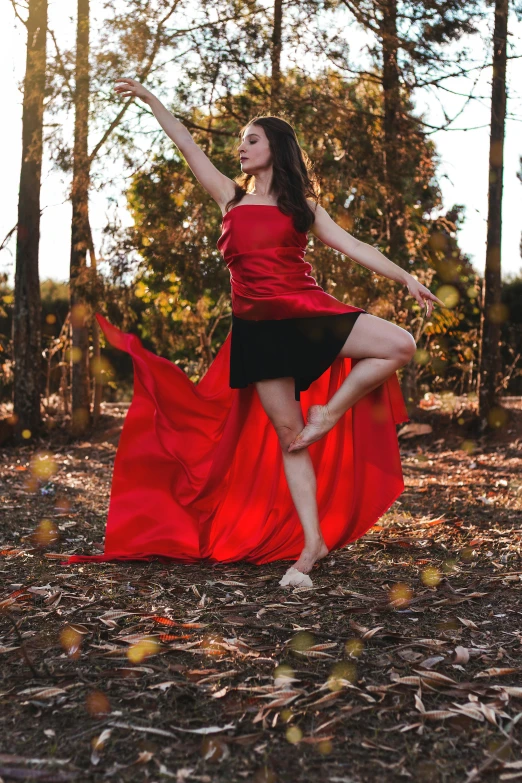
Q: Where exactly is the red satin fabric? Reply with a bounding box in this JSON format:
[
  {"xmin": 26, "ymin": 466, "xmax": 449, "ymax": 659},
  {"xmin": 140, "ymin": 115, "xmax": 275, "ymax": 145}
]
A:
[
  {"xmin": 218, "ymin": 205, "xmax": 366, "ymax": 320},
  {"xmin": 67, "ymin": 205, "xmax": 409, "ymax": 565}
]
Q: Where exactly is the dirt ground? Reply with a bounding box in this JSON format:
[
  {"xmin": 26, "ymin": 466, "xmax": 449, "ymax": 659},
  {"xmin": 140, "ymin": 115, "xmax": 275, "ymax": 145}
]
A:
[{"xmin": 0, "ymin": 394, "xmax": 521, "ymax": 783}]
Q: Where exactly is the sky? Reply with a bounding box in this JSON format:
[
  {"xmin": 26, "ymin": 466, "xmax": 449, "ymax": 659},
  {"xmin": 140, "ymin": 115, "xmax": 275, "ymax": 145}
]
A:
[{"xmin": 1, "ymin": 1, "xmax": 522, "ymax": 286}]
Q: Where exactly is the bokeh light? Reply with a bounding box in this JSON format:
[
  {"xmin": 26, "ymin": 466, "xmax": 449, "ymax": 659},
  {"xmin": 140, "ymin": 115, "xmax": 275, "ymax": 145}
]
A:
[
  {"xmin": 274, "ymin": 664, "xmax": 295, "ymax": 685},
  {"xmin": 54, "ymin": 496, "xmax": 72, "ymax": 514},
  {"xmin": 388, "ymin": 582, "xmax": 413, "ymax": 608},
  {"xmin": 72, "ymin": 407, "xmax": 90, "ymax": 430},
  {"xmin": 460, "ymin": 547, "xmax": 475, "ymax": 562},
  {"xmin": 487, "ymin": 303, "xmax": 509, "ymax": 324},
  {"xmin": 345, "ymin": 638, "xmax": 364, "ymax": 658},
  {"xmin": 285, "ymin": 726, "xmax": 302, "ymax": 744},
  {"xmin": 21, "ymin": 429, "xmax": 31, "ymax": 439},
  {"xmin": 60, "ymin": 625, "xmax": 83, "ymax": 659},
  {"xmin": 442, "ymin": 559, "xmax": 458, "ymax": 574},
  {"xmin": 487, "ymin": 407, "xmax": 508, "ymax": 429},
  {"xmin": 414, "ymin": 348, "xmax": 430, "ymax": 366},
  {"xmin": 327, "ymin": 661, "xmax": 356, "ymax": 691},
  {"xmin": 30, "ymin": 451, "xmax": 57, "ymax": 481},
  {"xmin": 66, "ymin": 346, "xmax": 83, "ymax": 364},
  {"xmin": 460, "ymin": 439, "xmax": 475, "ymax": 454},
  {"xmin": 45, "ymin": 314, "xmax": 57, "ymax": 325},
  {"xmin": 288, "ymin": 631, "xmax": 315, "ymax": 653},
  {"xmin": 91, "ymin": 355, "xmax": 114, "ymax": 383},
  {"xmin": 199, "ymin": 634, "xmax": 226, "ymax": 657},
  {"xmin": 317, "ymin": 739, "xmax": 333, "ymax": 755},
  {"xmin": 32, "ymin": 519, "xmax": 59, "ymax": 548},
  {"xmin": 435, "ymin": 285, "xmax": 460, "ymax": 309},
  {"xmin": 201, "ymin": 736, "xmax": 228, "ymax": 762},
  {"xmin": 85, "ymin": 690, "xmax": 111, "ymax": 717},
  {"xmin": 71, "ymin": 303, "xmax": 88, "ymax": 328},
  {"xmin": 127, "ymin": 637, "xmax": 160, "ymax": 664},
  {"xmin": 421, "ymin": 566, "xmax": 442, "ymax": 587}
]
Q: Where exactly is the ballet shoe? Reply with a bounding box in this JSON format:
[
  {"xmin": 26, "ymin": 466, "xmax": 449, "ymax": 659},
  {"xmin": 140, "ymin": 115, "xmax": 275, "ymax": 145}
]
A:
[{"xmin": 279, "ymin": 566, "xmax": 313, "ymax": 588}]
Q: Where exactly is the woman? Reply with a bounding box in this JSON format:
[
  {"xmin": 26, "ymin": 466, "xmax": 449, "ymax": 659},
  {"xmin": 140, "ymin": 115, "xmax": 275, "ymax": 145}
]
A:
[{"xmin": 69, "ymin": 78, "xmax": 443, "ymax": 587}]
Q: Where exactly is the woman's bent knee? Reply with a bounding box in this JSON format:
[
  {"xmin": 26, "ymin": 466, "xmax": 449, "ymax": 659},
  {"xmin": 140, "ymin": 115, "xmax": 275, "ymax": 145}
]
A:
[
  {"xmin": 397, "ymin": 331, "xmax": 417, "ymax": 363},
  {"xmin": 274, "ymin": 423, "xmax": 302, "ymax": 450}
]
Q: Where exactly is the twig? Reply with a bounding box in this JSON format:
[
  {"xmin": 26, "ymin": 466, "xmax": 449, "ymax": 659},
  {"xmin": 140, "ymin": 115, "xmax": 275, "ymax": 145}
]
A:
[{"xmin": 2, "ymin": 611, "xmax": 43, "ymax": 679}]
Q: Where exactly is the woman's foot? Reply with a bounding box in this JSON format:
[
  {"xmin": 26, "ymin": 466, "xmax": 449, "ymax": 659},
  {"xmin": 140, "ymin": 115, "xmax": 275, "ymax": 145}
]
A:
[
  {"xmin": 279, "ymin": 538, "xmax": 329, "ymax": 587},
  {"xmin": 287, "ymin": 404, "xmax": 336, "ymax": 452},
  {"xmin": 293, "ymin": 538, "xmax": 329, "ymax": 573}
]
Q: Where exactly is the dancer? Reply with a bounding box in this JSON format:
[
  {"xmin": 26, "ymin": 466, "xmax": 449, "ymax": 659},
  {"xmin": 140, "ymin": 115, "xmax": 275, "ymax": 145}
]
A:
[{"xmin": 68, "ymin": 78, "xmax": 444, "ymax": 587}]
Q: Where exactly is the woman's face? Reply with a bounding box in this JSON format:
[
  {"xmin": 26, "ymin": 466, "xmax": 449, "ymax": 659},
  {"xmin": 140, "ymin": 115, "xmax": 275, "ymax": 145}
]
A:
[{"xmin": 237, "ymin": 124, "xmax": 272, "ymax": 175}]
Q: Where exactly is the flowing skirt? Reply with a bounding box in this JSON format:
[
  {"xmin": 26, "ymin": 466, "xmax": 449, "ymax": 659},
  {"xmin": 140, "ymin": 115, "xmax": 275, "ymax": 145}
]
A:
[{"xmin": 67, "ymin": 313, "xmax": 409, "ymax": 566}]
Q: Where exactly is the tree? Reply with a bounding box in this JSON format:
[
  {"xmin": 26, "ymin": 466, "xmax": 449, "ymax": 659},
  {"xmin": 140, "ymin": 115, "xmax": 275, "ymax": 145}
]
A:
[
  {"xmin": 69, "ymin": 0, "xmax": 92, "ymax": 437},
  {"xmin": 11, "ymin": 0, "xmax": 48, "ymax": 440},
  {"xmin": 477, "ymin": 0, "xmax": 509, "ymax": 427}
]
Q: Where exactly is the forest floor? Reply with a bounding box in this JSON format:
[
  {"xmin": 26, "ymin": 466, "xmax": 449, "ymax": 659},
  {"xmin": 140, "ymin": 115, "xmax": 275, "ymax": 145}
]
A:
[{"xmin": 0, "ymin": 393, "xmax": 521, "ymax": 783}]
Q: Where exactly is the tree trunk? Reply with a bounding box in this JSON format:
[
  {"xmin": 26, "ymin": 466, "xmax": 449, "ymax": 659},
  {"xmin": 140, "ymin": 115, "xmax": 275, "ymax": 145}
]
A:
[
  {"xmin": 12, "ymin": 0, "xmax": 48, "ymax": 440},
  {"xmin": 379, "ymin": 0, "xmax": 408, "ymax": 268},
  {"xmin": 270, "ymin": 0, "xmax": 283, "ymax": 113},
  {"xmin": 70, "ymin": 0, "xmax": 92, "ymax": 437},
  {"xmin": 87, "ymin": 219, "xmax": 102, "ymax": 424},
  {"xmin": 477, "ymin": 0, "xmax": 508, "ymax": 426}
]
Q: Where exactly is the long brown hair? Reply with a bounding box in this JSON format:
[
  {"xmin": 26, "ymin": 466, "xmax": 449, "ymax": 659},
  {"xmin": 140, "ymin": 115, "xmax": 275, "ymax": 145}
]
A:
[{"xmin": 224, "ymin": 116, "xmax": 321, "ymax": 234}]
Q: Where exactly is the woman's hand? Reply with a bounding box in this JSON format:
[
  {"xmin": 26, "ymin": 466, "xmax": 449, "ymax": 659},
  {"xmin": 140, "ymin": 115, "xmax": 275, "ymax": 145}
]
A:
[
  {"xmin": 114, "ymin": 78, "xmax": 155, "ymax": 105},
  {"xmin": 403, "ymin": 273, "xmax": 446, "ymax": 318}
]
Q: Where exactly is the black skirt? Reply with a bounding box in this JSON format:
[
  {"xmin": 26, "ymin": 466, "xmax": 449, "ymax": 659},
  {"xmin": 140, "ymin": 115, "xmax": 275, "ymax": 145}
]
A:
[{"xmin": 230, "ymin": 311, "xmax": 366, "ymax": 401}]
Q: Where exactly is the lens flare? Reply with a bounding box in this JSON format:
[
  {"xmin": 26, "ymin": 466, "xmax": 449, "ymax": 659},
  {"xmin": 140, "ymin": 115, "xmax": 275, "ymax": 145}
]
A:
[
  {"xmin": 327, "ymin": 661, "xmax": 356, "ymax": 691},
  {"xmin": 288, "ymin": 631, "xmax": 315, "ymax": 653},
  {"xmin": 30, "ymin": 451, "xmax": 57, "ymax": 481},
  {"xmin": 199, "ymin": 634, "xmax": 226, "ymax": 657},
  {"xmin": 60, "ymin": 625, "xmax": 83, "ymax": 659},
  {"xmin": 285, "ymin": 726, "xmax": 302, "ymax": 744},
  {"xmin": 421, "ymin": 566, "xmax": 442, "ymax": 587},
  {"xmin": 86, "ymin": 690, "xmax": 111, "ymax": 717},
  {"xmin": 274, "ymin": 664, "xmax": 294, "ymax": 685},
  {"xmin": 436, "ymin": 285, "xmax": 460, "ymax": 309},
  {"xmin": 318, "ymin": 739, "xmax": 333, "ymax": 755},
  {"xmin": 461, "ymin": 439, "xmax": 475, "ymax": 454},
  {"xmin": 91, "ymin": 356, "xmax": 114, "ymax": 383},
  {"xmin": 388, "ymin": 582, "xmax": 413, "ymax": 608},
  {"xmin": 345, "ymin": 638, "xmax": 364, "ymax": 658},
  {"xmin": 32, "ymin": 519, "xmax": 59, "ymax": 547},
  {"xmin": 71, "ymin": 304, "xmax": 88, "ymax": 328},
  {"xmin": 414, "ymin": 349, "xmax": 430, "ymax": 366},
  {"xmin": 460, "ymin": 547, "xmax": 475, "ymax": 562},
  {"xmin": 127, "ymin": 637, "xmax": 160, "ymax": 664},
  {"xmin": 488, "ymin": 407, "xmax": 508, "ymax": 429},
  {"xmin": 201, "ymin": 736, "xmax": 228, "ymax": 762}
]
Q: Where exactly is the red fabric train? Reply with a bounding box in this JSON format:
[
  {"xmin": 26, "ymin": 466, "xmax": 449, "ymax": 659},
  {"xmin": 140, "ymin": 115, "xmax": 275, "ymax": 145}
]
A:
[{"xmin": 67, "ymin": 205, "xmax": 409, "ymax": 565}]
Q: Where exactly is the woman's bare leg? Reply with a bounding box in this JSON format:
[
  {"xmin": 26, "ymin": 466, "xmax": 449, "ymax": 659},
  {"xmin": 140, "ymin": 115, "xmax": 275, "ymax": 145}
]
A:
[
  {"xmin": 255, "ymin": 376, "xmax": 328, "ymax": 574},
  {"xmin": 288, "ymin": 314, "xmax": 416, "ymax": 452}
]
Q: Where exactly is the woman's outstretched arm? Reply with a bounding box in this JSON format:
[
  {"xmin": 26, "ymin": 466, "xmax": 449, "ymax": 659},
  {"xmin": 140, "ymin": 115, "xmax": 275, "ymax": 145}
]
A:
[
  {"xmin": 306, "ymin": 201, "xmax": 445, "ymax": 318},
  {"xmin": 115, "ymin": 78, "xmax": 235, "ymax": 207}
]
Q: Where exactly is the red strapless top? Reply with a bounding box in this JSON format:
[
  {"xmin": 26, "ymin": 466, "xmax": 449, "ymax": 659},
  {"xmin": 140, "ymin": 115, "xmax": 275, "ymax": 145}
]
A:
[{"xmin": 217, "ymin": 205, "xmax": 365, "ymax": 321}]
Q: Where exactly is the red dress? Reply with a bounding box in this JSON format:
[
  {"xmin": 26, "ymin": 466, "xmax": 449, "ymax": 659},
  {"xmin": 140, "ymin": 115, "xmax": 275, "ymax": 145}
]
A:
[{"xmin": 67, "ymin": 205, "xmax": 409, "ymax": 565}]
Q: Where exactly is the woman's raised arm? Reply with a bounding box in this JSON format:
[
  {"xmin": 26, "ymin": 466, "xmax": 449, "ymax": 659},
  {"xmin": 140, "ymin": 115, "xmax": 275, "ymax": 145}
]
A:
[{"xmin": 115, "ymin": 78, "xmax": 235, "ymax": 207}]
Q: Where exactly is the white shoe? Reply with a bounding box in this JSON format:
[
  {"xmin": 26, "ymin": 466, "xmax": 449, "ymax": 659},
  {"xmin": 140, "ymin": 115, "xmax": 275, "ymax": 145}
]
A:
[{"xmin": 279, "ymin": 566, "xmax": 313, "ymax": 588}]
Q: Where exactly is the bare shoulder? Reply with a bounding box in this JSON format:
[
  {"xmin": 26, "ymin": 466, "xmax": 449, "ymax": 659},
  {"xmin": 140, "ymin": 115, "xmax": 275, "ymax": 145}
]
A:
[{"xmin": 305, "ymin": 199, "xmax": 330, "ymax": 235}]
